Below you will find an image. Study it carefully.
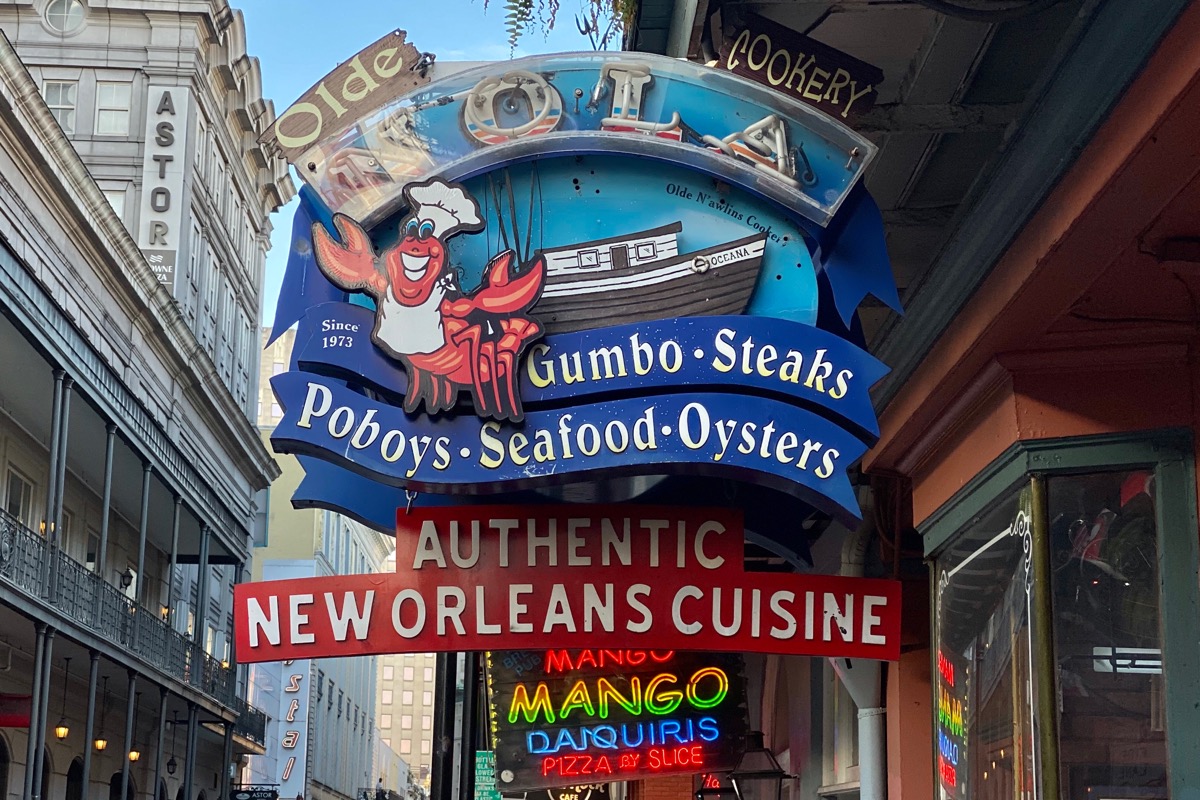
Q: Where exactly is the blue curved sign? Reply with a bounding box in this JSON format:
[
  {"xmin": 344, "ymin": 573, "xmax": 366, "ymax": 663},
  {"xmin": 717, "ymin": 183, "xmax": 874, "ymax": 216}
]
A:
[
  {"xmin": 296, "ymin": 303, "xmax": 886, "ymax": 438},
  {"xmin": 271, "ymin": 371, "xmax": 867, "ymax": 522},
  {"xmin": 262, "ymin": 47, "xmax": 902, "ymax": 530}
]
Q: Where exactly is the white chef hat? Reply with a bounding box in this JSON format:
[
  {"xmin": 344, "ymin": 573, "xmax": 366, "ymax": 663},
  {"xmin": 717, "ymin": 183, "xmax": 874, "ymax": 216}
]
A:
[{"xmin": 404, "ymin": 179, "xmax": 484, "ymax": 238}]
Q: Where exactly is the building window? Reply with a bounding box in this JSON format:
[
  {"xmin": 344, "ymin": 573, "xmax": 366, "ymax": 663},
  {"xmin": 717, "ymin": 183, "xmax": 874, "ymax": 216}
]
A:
[
  {"xmin": 403, "ymin": 666, "xmax": 414, "ymax": 681},
  {"xmin": 383, "ymin": 738, "xmax": 391, "ymax": 748},
  {"xmin": 381, "ymin": 713, "xmax": 392, "ymax": 728},
  {"xmin": 424, "ymin": 666, "xmax": 434, "ymax": 682},
  {"xmin": 271, "ymin": 403, "xmax": 282, "ymax": 419},
  {"xmin": 420, "ymin": 739, "xmax": 430, "ymax": 755},
  {"xmin": 1048, "ymin": 470, "xmax": 1167, "ymax": 793},
  {"xmin": 400, "ymin": 739, "xmax": 411, "ymax": 754},
  {"xmin": 195, "ymin": 116, "xmax": 207, "ymax": 172},
  {"xmin": 821, "ymin": 659, "xmax": 859, "ymax": 787},
  {"xmin": 4, "ymin": 468, "xmax": 35, "ymax": 528},
  {"xmin": 401, "ymin": 714, "xmax": 412, "ymax": 729},
  {"xmin": 382, "ymin": 689, "xmax": 393, "ymax": 705},
  {"xmin": 421, "ymin": 714, "xmax": 431, "ymax": 730},
  {"xmin": 422, "ymin": 691, "xmax": 432, "ymax": 706},
  {"xmin": 94, "ymin": 82, "xmax": 132, "ymax": 136},
  {"xmin": 934, "ymin": 488, "xmax": 1032, "ymax": 798},
  {"xmin": 44, "ymin": 0, "xmax": 84, "ymax": 33},
  {"xmin": 383, "ymin": 665, "xmax": 394, "ymax": 681},
  {"xmin": 86, "ymin": 529, "xmax": 100, "ymax": 571},
  {"xmin": 102, "ymin": 188, "xmax": 126, "ymax": 220},
  {"xmin": 400, "ymin": 690, "xmax": 412, "ymax": 705},
  {"xmin": 42, "ymin": 81, "xmax": 77, "ymax": 133}
]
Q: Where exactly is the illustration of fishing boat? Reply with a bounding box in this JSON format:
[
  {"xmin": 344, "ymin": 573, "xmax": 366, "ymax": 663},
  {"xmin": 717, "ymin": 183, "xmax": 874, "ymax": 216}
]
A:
[{"xmin": 532, "ymin": 222, "xmax": 768, "ymax": 333}]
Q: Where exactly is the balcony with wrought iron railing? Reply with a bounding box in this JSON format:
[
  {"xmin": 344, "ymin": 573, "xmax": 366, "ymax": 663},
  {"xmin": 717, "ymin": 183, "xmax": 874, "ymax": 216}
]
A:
[{"xmin": 0, "ymin": 508, "xmax": 265, "ymax": 743}]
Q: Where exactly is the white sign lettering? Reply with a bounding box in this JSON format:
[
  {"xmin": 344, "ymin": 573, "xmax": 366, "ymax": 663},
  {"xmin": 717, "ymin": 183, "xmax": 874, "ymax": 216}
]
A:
[{"xmin": 137, "ymin": 85, "xmax": 191, "ymax": 291}]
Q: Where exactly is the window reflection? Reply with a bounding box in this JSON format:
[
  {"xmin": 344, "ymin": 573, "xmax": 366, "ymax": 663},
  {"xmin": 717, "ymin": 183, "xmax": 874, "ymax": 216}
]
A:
[
  {"xmin": 934, "ymin": 490, "xmax": 1038, "ymax": 800},
  {"xmin": 1049, "ymin": 471, "xmax": 1167, "ymax": 798}
]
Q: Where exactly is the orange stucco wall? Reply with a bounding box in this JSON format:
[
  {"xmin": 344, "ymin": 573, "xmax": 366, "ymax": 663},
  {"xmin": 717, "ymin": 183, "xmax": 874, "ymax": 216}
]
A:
[
  {"xmin": 906, "ymin": 346, "xmax": 1196, "ymax": 525},
  {"xmin": 887, "ymin": 647, "xmax": 934, "ymax": 800},
  {"xmin": 870, "ymin": 4, "xmax": 1200, "ymax": 797},
  {"xmin": 865, "ymin": 3, "xmax": 1200, "ymax": 489}
]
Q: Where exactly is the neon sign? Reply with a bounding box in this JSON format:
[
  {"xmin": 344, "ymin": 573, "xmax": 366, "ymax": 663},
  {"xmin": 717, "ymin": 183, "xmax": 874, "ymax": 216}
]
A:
[
  {"xmin": 935, "ymin": 649, "xmax": 967, "ymax": 797},
  {"xmin": 487, "ymin": 649, "xmax": 749, "ymax": 790},
  {"xmin": 277, "ymin": 659, "xmax": 310, "ymax": 796}
]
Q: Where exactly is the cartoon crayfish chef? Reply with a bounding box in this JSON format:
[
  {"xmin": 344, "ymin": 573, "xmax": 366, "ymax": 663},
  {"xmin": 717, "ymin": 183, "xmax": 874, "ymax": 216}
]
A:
[{"xmin": 312, "ymin": 178, "xmax": 545, "ymax": 422}]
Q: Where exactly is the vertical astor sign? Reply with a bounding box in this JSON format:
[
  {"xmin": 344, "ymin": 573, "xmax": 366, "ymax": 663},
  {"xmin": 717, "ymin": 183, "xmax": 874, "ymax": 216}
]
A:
[{"xmin": 137, "ymin": 85, "xmax": 191, "ymax": 291}]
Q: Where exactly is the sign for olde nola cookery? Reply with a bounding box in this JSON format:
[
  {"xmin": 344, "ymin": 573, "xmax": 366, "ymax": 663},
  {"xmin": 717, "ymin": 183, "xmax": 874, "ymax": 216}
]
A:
[
  {"xmin": 261, "ymin": 43, "xmax": 902, "ymax": 528},
  {"xmin": 719, "ymin": 13, "xmax": 883, "ymax": 122}
]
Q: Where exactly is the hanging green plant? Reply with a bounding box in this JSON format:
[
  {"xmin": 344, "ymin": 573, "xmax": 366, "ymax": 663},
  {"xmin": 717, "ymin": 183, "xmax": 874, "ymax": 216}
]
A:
[{"xmin": 485, "ymin": 0, "xmax": 634, "ymax": 51}]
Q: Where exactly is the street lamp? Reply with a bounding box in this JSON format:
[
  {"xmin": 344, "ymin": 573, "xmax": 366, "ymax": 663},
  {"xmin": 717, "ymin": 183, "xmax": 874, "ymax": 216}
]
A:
[
  {"xmin": 119, "ymin": 567, "xmax": 134, "ymax": 589},
  {"xmin": 54, "ymin": 656, "xmax": 71, "ymax": 740},
  {"xmin": 166, "ymin": 712, "xmax": 179, "ymax": 775},
  {"xmin": 730, "ymin": 732, "xmax": 788, "ymax": 800},
  {"xmin": 94, "ymin": 676, "xmax": 109, "ymax": 752},
  {"xmin": 128, "ymin": 748, "xmax": 141, "ymax": 762},
  {"xmin": 695, "ymin": 772, "xmax": 738, "ymax": 800}
]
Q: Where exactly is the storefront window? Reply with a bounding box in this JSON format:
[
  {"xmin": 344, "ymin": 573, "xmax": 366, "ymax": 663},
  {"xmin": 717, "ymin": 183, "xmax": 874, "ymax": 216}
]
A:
[
  {"xmin": 934, "ymin": 489, "xmax": 1039, "ymax": 800},
  {"xmin": 1048, "ymin": 470, "xmax": 1167, "ymax": 797}
]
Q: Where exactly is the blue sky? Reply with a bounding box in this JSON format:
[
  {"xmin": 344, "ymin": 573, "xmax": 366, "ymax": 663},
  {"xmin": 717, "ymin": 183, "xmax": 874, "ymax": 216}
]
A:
[{"xmin": 240, "ymin": 0, "xmax": 607, "ymax": 323}]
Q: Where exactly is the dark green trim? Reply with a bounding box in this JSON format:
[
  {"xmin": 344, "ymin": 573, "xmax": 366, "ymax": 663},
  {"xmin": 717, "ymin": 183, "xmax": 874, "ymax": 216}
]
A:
[
  {"xmin": 625, "ymin": 0, "xmax": 675, "ymax": 55},
  {"xmin": 919, "ymin": 441, "xmax": 1029, "ymax": 555},
  {"xmin": 926, "ymin": 560, "xmax": 939, "ymax": 799},
  {"xmin": 920, "ymin": 430, "xmax": 1192, "ymax": 555},
  {"xmin": 1154, "ymin": 451, "xmax": 1200, "ymax": 796},
  {"xmin": 873, "ymin": 0, "xmax": 1192, "ymax": 408}
]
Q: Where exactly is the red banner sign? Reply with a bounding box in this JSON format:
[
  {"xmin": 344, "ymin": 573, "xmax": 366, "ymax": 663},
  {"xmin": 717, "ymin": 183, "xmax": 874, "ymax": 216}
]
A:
[
  {"xmin": 0, "ymin": 693, "xmax": 31, "ymax": 727},
  {"xmin": 233, "ymin": 506, "xmax": 901, "ymax": 663}
]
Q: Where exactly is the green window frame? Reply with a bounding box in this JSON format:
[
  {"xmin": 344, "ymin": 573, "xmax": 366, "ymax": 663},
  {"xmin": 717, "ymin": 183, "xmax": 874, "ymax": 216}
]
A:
[{"xmin": 920, "ymin": 429, "xmax": 1200, "ymax": 798}]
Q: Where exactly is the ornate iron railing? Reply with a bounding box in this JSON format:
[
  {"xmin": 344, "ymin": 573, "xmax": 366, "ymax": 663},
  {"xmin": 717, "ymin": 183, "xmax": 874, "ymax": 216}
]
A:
[
  {"xmin": 0, "ymin": 508, "xmax": 265, "ymax": 742},
  {"xmin": 232, "ymin": 694, "xmax": 267, "ymax": 746}
]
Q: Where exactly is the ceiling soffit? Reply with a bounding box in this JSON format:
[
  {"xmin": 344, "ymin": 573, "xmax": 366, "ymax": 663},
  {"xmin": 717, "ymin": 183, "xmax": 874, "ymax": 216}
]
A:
[{"xmin": 627, "ymin": 0, "xmax": 1193, "ymax": 403}]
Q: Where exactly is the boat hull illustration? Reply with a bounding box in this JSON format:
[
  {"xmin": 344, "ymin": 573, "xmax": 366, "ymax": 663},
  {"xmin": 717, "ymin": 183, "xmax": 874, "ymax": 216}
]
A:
[{"xmin": 532, "ymin": 227, "xmax": 768, "ymax": 334}]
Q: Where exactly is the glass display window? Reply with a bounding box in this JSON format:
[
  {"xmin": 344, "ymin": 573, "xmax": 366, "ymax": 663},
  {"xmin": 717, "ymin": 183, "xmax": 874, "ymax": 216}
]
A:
[
  {"xmin": 1049, "ymin": 470, "xmax": 1167, "ymax": 798},
  {"xmin": 923, "ymin": 432, "xmax": 1200, "ymax": 800},
  {"xmin": 934, "ymin": 489, "xmax": 1039, "ymax": 800}
]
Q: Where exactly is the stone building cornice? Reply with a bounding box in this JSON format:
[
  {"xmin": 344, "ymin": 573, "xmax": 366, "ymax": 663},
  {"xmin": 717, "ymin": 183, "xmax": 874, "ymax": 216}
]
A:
[{"xmin": 0, "ymin": 31, "xmax": 281, "ymax": 495}]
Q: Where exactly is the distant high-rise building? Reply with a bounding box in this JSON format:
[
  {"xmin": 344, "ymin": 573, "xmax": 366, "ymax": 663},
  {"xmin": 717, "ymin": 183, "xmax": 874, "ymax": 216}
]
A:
[
  {"xmin": 247, "ymin": 328, "xmax": 412, "ymax": 800},
  {"xmin": 376, "ymin": 552, "xmax": 438, "ymax": 788}
]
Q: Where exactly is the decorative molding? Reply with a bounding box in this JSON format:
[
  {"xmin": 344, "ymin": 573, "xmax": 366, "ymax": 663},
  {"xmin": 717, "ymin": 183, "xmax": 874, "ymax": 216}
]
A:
[
  {"xmin": 893, "ymin": 358, "xmax": 1012, "ymax": 478},
  {"xmin": 0, "ymin": 30, "xmax": 280, "ymax": 499}
]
